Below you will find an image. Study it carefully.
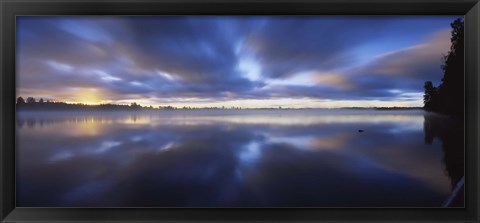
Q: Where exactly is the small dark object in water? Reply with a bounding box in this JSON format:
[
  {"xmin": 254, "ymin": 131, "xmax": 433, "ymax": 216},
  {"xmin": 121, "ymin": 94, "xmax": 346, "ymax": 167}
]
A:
[{"xmin": 358, "ymin": 129, "xmax": 364, "ymax": 133}]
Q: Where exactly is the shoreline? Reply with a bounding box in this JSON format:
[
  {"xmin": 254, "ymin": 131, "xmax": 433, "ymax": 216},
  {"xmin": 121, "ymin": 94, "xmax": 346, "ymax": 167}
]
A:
[{"xmin": 16, "ymin": 107, "xmax": 425, "ymax": 112}]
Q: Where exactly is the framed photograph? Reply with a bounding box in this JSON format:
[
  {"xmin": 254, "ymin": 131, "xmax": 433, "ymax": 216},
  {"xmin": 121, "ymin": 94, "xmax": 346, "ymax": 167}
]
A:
[{"xmin": 1, "ymin": 0, "xmax": 479, "ymax": 222}]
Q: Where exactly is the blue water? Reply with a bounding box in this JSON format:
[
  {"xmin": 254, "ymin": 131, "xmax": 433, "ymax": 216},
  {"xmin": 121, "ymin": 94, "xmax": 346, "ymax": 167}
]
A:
[{"xmin": 15, "ymin": 109, "xmax": 461, "ymax": 207}]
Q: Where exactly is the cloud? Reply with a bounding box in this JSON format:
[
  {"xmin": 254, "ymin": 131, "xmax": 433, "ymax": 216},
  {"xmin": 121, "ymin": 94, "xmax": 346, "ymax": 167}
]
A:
[
  {"xmin": 312, "ymin": 72, "xmax": 355, "ymax": 90},
  {"xmin": 358, "ymin": 29, "xmax": 450, "ymax": 78},
  {"xmin": 346, "ymin": 29, "xmax": 451, "ymax": 94},
  {"xmin": 16, "ymin": 16, "xmax": 458, "ymax": 106}
]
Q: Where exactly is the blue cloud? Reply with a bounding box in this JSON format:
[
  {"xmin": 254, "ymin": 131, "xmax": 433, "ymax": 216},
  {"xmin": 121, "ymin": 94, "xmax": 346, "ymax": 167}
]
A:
[{"xmin": 16, "ymin": 16, "xmax": 459, "ymax": 105}]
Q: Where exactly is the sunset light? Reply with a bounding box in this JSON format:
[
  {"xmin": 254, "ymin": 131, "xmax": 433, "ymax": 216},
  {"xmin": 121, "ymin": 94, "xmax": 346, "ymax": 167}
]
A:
[
  {"xmin": 15, "ymin": 15, "xmax": 465, "ymax": 208},
  {"xmin": 16, "ymin": 16, "xmax": 455, "ymax": 108}
]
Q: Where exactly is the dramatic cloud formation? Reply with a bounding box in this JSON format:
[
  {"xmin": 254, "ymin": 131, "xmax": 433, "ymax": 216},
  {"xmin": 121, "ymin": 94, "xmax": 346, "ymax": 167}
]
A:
[{"xmin": 16, "ymin": 16, "xmax": 459, "ymax": 108}]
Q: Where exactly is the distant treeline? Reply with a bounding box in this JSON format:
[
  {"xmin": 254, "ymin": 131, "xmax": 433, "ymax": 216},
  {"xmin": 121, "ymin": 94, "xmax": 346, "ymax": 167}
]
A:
[
  {"xmin": 16, "ymin": 97, "xmax": 423, "ymax": 112},
  {"xmin": 423, "ymin": 18, "xmax": 464, "ymax": 118},
  {"xmin": 16, "ymin": 97, "xmax": 159, "ymax": 111},
  {"xmin": 15, "ymin": 97, "xmax": 283, "ymax": 111}
]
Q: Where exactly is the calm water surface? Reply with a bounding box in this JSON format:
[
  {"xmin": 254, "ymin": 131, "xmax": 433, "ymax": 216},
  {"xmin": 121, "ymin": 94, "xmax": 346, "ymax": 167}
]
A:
[{"xmin": 16, "ymin": 109, "xmax": 463, "ymax": 207}]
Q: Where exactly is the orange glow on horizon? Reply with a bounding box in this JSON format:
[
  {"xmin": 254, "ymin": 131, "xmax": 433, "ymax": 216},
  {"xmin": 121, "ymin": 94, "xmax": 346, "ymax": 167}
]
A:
[{"xmin": 16, "ymin": 96, "xmax": 423, "ymax": 109}]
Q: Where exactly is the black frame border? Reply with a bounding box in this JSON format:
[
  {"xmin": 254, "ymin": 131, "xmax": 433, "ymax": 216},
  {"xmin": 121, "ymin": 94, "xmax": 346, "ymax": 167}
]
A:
[{"xmin": 1, "ymin": 0, "xmax": 479, "ymax": 222}]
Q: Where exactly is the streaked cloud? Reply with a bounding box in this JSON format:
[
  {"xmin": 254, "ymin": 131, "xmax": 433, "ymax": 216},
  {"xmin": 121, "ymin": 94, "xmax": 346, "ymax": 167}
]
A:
[{"xmin": 16, "ymin": 16, "xmax": 459, "ymax": 107}]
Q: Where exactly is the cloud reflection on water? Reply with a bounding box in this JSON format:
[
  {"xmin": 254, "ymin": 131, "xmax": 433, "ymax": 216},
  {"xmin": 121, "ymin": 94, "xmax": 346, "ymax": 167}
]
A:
[{"xmin": 16, "ymin": 109, "xmax": 452, "ymax": 207}]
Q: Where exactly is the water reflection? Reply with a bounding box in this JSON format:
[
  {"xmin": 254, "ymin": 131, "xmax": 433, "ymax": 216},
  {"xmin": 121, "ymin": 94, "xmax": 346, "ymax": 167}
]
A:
[
  {"xmin": 16, "ymin": 109, "xmax": 460, "ymax": 207},
  {"xmin": 423, "ymin": 113, "xmax": 464, "ymax": 206}
]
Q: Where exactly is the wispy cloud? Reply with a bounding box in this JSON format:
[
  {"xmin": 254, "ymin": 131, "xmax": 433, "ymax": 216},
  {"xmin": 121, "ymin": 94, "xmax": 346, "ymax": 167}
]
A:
[{"xmin": 16, "ymin": 16, "xmax": 458, "ymax": 107}]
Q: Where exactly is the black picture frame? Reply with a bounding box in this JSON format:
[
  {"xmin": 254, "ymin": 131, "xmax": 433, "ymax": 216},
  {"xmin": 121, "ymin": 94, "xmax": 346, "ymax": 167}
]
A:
[{"xmin": 1, "ymin": 0, "xmax": 479, "ymax": 222}]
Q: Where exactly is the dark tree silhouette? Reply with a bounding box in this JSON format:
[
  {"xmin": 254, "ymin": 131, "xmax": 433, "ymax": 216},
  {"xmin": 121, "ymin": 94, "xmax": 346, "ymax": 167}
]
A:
[
  {"xmin": 130, "ymin": 102, "xmax": 142, "ymax": 110},
  {"xmin": 438, "ymin": 18, "xmax": 465, "ymax": 117},
  {"xmin": 16, "ymin": 97, "xmax": 158, "ymax": 111},
  {"xmin": 423, "ymin": 81, "xmax": 439, "ymax": 111},
  {"xmin": 423, "ymin": 18, "xmax": 464, "ymax": 118},
  {"xmin": 15, "ymin": 97, "xmax": 230, "ymax": 111},
  {"xmin": 26, "ymin": 97, "xmax": 36, "ymax": 104},
  {"xmin": 422, "ymin": 18, "xmax": 465, "ymax": 207},
  {"xmin": 17, "ymin": 97, "xmax": 26, "ymax": 105}
]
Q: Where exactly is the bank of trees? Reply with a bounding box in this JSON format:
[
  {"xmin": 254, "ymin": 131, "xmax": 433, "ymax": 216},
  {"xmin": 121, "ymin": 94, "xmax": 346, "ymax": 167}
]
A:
[
  {"xmin": 16, "ymin": 97, "xmax": 157, "ymax": 111},
  {"xmin": 424, "ymin": 18, "xmax": 464, "ymax": 118},
  {"xmin": 15, "ymin": 97, "xmax": 245, "ymax": 111}
]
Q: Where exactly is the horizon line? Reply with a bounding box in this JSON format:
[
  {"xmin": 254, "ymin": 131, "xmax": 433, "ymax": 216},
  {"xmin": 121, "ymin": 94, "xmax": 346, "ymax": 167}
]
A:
[{"xmin": 15, "ymin": 96, "xmax": 424, "ymax": 110}]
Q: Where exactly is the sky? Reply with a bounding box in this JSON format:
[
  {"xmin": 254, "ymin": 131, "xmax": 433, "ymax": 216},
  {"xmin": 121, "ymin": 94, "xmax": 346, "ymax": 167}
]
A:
[{"xmin": 16, "ymin": 16, "xmax": 460, "ymax": 108}]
